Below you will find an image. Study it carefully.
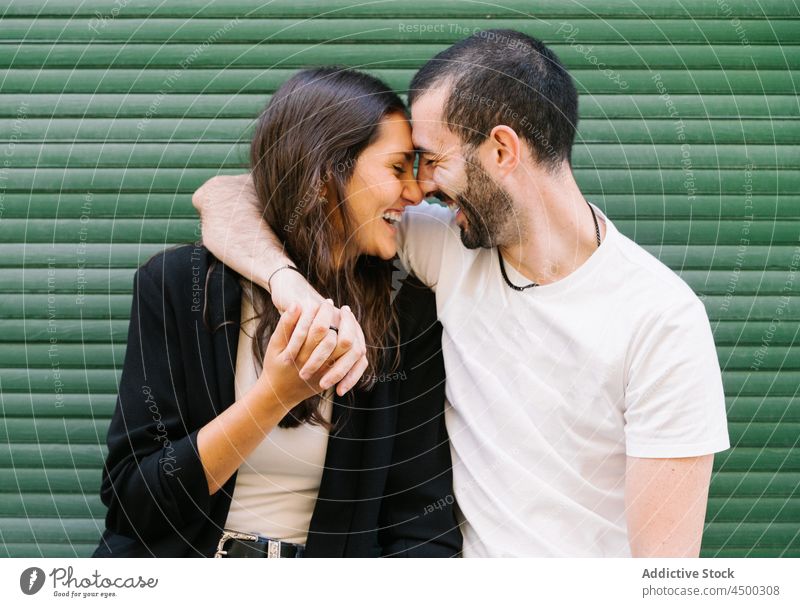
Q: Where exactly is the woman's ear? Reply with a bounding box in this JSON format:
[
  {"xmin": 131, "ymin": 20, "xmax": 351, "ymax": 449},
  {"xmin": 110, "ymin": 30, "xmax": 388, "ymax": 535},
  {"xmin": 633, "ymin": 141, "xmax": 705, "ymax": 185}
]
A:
[{"xmin": 317, "ymin": 174, "xmax": 334, "ymax": 205}]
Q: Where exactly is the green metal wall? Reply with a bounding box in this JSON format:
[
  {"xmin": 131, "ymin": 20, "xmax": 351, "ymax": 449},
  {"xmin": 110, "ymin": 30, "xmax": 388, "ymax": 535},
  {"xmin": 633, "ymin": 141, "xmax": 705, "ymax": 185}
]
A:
[{"xmin": 0, "ymin": 1, "xmax": 797, "ymax": 557}]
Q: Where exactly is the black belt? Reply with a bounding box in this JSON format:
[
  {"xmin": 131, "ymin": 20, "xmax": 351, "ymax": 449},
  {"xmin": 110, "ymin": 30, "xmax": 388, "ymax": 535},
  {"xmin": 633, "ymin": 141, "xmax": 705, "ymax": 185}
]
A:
[{"xmin": 214, "ymin": 530, "xmax": 305, "ymax": 558}]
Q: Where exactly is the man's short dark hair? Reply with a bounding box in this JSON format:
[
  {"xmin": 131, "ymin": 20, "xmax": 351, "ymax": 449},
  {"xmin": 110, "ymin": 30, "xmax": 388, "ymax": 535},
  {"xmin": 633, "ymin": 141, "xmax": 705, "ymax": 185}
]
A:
[{"xmin": 408, "ymin": 29, "xmax": 578, "ymax": 171}]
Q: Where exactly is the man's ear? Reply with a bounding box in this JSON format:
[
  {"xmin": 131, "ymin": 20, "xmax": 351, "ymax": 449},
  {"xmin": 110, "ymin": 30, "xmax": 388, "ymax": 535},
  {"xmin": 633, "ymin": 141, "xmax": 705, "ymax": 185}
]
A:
[{"xmin": 486, "ymin": 125, "xmax": 521, "ymax": 175}]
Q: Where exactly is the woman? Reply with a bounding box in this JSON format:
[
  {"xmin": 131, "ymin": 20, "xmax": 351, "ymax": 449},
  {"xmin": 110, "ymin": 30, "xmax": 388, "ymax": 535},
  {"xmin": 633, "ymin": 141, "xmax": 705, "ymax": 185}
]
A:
[{"xmin": 92, "ymin": 68, "xmax": 461, "ymax": 557}]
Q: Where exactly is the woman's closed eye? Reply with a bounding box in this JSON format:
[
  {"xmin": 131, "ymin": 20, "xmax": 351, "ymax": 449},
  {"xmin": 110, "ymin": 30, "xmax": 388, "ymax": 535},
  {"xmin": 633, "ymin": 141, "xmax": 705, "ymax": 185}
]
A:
[{"xmin": 392, "ymin": 160, "xmax": 415, "ymax": 177}]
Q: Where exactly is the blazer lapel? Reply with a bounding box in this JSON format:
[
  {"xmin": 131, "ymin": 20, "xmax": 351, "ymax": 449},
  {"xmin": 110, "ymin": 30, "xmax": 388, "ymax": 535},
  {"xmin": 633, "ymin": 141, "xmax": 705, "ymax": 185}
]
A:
[
  {"xmin": 206, "ymin": 254, "xmax": 242, "ymax": 413},
  {"xmin": 304, "ymin": 388, "xmax": 369, "ymax": 557}
]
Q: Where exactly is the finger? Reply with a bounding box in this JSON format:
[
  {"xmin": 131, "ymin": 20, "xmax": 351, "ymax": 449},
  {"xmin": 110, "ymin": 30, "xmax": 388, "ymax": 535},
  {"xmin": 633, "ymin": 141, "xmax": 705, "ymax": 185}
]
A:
[
  {"xmin": 284, "ymin": 301, "xmax": 321, "ymax": 361},
  {"xmin": 341, "ymin": 306, "xmax": 367, "ymax": 353},
  {"xmin": 329, "ymin": 305, "xmax": 342, "ymax": 340},
  {"xmin": 328, "ymin": 305, "xmax": 356, "ymax": 360},
  {"xmin": 319, "ymin": 340, "xmax": 363, "ymax": 390},
  {"xmin": 271, "ymin": 304, "xmax": 301, "ymax": 355},
  {"xmin": 318, "ymin": 304, "xmax": 358, "ymax": 387},
  {"xmin": 296, "ymin": 300, "xmax": 336, "ymax": 369},
  {"xmin": 274, "ymin": 306, "xmax": 306, "ymax": 364},
  {"xmin": 335, "ymin": 354, "xmax": 370, "ymax": 396},
  {"xmin": 299, "ymin": 330, "xmax": 339, "ymax": 380},
  {"xmin": 322, "ymin": 299, "xmax": 342, "ymax": 339}
]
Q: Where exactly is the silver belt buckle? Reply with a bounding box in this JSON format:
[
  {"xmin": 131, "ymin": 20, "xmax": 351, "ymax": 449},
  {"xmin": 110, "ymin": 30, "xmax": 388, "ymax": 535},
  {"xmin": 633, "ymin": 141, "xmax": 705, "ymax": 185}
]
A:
[
  {"xmin": 267, "ymin": 538, "xmax": 281, "ymax": 558},
  {"xmin": 214, "ymin": 529, "xmax": 259, "ymax": 558}
]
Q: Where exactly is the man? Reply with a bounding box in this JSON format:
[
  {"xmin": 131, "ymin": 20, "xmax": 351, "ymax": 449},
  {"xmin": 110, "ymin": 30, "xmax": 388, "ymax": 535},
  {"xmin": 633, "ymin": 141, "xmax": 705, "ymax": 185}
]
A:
[{"xmin": 192, "ymin": 30, "xmax": 730, "ymax": 557}]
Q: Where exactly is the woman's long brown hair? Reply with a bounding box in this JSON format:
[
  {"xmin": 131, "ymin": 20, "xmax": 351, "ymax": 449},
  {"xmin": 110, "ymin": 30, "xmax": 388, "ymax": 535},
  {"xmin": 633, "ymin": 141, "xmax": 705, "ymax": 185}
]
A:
[{"xmin": 221, "ymin": 67, "xmax": 406, "ymax": 428}]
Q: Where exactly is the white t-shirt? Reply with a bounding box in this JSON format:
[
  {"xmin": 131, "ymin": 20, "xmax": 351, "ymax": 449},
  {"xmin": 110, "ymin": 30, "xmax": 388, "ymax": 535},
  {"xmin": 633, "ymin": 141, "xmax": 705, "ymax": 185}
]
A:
[
  {"xmin": 396, "ymin": 200, "xmax": 730, "ymax": 557},
  {"xmin": 223, "ymin": 292, "xmax": 333, "ymax": 545}
]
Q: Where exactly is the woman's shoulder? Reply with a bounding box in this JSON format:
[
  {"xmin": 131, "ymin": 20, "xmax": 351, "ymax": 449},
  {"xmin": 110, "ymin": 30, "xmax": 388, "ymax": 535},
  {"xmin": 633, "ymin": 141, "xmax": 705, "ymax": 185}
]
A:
[
  {"xmin": 138, "ymin": 243, "xmax": 213, "ymax": 282},
  {"xmin": 133, "ymin": 243, "xmax": 224, "ymax": 310},
  {"xmin": 133, "ymin": 243, "xmax": 241, "ymax": 328}
]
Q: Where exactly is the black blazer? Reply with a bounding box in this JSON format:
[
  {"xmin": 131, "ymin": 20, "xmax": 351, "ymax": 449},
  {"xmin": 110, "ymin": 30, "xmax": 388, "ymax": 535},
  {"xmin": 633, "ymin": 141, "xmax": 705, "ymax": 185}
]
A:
[{"xmin": 92, "ymin": 244, "xmax": 461, "ymax": 557}]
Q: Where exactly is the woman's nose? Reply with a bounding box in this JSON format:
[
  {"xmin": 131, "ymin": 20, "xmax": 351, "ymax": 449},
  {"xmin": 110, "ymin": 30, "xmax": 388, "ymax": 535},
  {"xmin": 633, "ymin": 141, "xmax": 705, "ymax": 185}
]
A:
[{"xmin": 403, "ymin": 177, "xmax": 424, "ymax": 206}]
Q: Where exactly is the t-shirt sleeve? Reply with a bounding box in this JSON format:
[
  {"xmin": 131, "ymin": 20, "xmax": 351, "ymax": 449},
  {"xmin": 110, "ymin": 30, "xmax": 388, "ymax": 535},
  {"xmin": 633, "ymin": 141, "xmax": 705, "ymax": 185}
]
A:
[
  {"xmin": 395, "ymin": 200, "xmax": 458, "ymax": 291},
  {"xmin": 623, "ymin": 296, "xmax": 730, "ymax": 458}
]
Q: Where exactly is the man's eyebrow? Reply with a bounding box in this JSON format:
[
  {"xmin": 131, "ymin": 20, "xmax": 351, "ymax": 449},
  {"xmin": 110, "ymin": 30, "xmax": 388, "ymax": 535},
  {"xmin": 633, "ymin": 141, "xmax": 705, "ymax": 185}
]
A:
[{"xmin": 414, "ymin": 146, "xmax": 435, "ymax": 156}]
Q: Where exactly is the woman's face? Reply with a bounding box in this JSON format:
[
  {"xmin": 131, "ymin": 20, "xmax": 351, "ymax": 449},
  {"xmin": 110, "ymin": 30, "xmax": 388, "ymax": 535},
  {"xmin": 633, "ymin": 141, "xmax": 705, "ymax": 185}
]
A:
[{"xmin": 338, "ymin": 112, "xmax": 422, "ymax": 261}]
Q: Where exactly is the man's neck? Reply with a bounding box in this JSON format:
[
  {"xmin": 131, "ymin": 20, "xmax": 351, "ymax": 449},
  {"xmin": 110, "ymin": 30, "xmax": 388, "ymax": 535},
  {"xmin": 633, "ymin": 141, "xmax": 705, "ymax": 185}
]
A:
[{"xmin": 498, "ymin": 173, "xmax": 606, "ymax": 286}]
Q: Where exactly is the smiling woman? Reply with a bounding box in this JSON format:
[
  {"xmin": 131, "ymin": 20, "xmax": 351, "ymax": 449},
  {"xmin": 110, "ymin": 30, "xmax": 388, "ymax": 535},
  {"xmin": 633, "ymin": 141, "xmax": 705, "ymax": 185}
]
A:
[
  {"xmin": 247, "ymin": 67, "xmax": 424, "ymax": 400},
  {"xmin": 91, "ymin": 67, "xmax": 461, "ymax": 557}
]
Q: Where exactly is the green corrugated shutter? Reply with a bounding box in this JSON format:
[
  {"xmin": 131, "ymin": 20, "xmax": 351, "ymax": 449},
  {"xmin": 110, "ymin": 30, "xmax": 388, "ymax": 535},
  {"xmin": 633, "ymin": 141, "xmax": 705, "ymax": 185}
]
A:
[{"xmin": 1, "ymin": 0, "xmax": 797, "ymax": 557}]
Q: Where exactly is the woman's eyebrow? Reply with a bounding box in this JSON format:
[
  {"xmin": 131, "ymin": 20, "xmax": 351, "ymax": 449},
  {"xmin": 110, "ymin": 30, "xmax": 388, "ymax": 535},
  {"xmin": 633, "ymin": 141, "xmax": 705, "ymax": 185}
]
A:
[{"xmin": 388, "ymin": 151, "xmax": 415, "ymax": 162}]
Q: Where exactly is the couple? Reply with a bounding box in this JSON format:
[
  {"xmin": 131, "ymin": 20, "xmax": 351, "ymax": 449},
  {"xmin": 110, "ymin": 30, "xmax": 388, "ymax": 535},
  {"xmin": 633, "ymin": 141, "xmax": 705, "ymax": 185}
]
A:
[{"xmin": 94, "ymin": 29, "xmax": 729, "ymax": 558}]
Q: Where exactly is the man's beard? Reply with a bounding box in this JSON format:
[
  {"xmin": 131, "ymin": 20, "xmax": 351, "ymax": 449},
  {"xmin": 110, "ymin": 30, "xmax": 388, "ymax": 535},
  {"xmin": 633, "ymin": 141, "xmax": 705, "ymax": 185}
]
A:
[{"xmin": 455, "ymin": 148, "xmax": 518, "ymax": 250}]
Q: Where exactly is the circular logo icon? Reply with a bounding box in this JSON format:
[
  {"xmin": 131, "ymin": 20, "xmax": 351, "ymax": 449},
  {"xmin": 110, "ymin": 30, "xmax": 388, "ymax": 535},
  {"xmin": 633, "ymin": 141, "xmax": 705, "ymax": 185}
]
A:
[{"xmin": 20, "ymin": 567, "xmax": 46, "ymax": 595}]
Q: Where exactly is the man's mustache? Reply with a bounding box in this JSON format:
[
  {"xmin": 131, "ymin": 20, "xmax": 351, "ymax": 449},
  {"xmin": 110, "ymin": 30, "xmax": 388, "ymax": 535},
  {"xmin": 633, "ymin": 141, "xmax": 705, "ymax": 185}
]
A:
[
  {"xmin": 428, "ymin": 190, "xmax": 454, "ymax": 204},
  {"xmin": 431, "ymin": 190, "xmax": 478, "ymax": 222}
]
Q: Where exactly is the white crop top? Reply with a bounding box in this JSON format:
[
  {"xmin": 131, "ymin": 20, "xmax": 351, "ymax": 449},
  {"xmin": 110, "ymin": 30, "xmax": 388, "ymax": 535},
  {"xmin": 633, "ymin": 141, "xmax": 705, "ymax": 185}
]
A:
[{"xmin": 223, "ymin": 292, "xmax": 333, "ymax": 545}]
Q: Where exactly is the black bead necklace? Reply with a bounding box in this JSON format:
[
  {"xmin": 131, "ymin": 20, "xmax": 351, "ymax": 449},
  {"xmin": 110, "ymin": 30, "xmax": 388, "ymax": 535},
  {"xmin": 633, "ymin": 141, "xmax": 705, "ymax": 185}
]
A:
[{"xmin": 498, "ymin": 200, "xmax": 602, "ymax": 292}]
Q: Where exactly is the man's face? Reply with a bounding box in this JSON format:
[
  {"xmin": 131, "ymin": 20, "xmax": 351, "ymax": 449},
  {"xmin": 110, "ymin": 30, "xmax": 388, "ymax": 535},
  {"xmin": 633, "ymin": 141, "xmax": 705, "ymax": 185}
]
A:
[{"xmin": 411, "ymin": 87, "xmax": 516, "ymax": 249}]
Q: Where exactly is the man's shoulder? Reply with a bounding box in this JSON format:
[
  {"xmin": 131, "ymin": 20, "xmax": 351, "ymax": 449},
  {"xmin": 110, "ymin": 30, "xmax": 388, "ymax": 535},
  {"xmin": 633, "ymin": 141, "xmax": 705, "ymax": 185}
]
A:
[
  {"xmin": 609, "ymin": 229, "xmax": 706, "ymax": 321},
  {"xmin": 396, "ymin": 200, "xmax": 471, "ymax": 290},
  {"xmin": 401, "ymin": 200, "xmax": 460, "ymax": 243},
  {"xmin": 403, "ymin": 199, "xmax": 454, "ymax": 221}
]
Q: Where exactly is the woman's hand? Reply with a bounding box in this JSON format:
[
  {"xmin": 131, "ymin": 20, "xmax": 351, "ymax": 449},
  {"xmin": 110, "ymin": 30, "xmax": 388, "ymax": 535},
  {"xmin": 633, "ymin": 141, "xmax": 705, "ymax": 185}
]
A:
[
  {"xmin": 199, "ymin": 303, "xmax": 323, "ymax": 495},
  {"xmin": 255, "ymin": 303, "xmax": 336, "ymax": 409},
  {"xmin": 296, "ymin": 301, "xmax": 368, "ymax": 396},
  {"xmin": 277, "ymin": 296, "xmax": 368, "ymax": 397}
]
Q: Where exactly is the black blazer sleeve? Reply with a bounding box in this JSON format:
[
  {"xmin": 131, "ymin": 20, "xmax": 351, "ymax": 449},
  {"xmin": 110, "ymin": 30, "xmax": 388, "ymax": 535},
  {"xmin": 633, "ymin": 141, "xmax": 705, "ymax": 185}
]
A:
[
  {"xmin": 377, "ymin": 279, "xmax": 462, "ymax": 557},
  {"xmin": 98, "ymin": 259, "xmax": 212, "ymax": 542}
]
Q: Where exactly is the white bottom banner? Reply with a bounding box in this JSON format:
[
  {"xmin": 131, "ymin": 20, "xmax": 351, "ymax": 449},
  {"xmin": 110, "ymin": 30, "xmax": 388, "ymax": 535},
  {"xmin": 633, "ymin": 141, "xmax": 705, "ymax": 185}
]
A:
[{"xmin": 2, "ymin": 558, "xmax": 797, "ymax": 606}]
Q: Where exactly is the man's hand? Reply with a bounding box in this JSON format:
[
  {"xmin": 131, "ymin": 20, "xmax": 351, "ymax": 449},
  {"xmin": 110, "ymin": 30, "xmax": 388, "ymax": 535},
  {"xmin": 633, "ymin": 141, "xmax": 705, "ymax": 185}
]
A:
[
  {"xmin": 625, "ymin": 454, "xmax": 714, "ymax": 557},
  {"xmin": 192, "ymin": 174, "xmax": 368, "ymax": 395}
]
